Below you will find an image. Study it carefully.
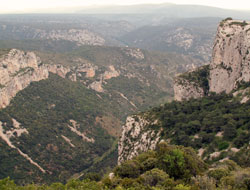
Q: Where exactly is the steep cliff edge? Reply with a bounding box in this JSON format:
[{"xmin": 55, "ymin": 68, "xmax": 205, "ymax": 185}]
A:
[
  {"xmin": 174, "ymin": 65, "xmax": 209, "ymax": 101},
  {"xmin": 0, "ymin": 49, "xmax": 49, "ymax": 108},
  {"xmin": 209, "ymin": 19, "xmax": 250, "ymax": 93},
  {"xmin": 119, "ymin": 19, "xmax": 250, "ymax": 164},
  {"xmin": 118, "ymin": 115, "xmax": 161, "ymax": 164},
  {"xmin": 174, "ymin": 19, "xmax": 250, "ymax": 101}
]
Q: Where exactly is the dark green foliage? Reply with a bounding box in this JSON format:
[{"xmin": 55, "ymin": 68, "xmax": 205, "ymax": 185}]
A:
[
  {"xmin": 116, "ymin": 143, "xmax": 206, "ymax": 182},
  {"xmin": 218, "ymin": 141, "xmax": 229, "ymax": 151},
  {"xmin": 83, "ymin": 172, "xmax": 101, "ymax": 182},
  {"xmin": 0, "ymin": 43, "xmax": 201, "ymax": 184},
  {"xmin": 140, "ymin": 168, "xmax": 173, "ymax": 187},
  {"xmin": 233, "ymin": 131, "xmax": 250, "ymax": 148},
  {"xmin": 0, "ymin": 74, "xmax": 116, "ymax": 184},
  {"xmin": 0, "ymin": 149, "xmax": 249, "ymax": 190},
  {"xmin": 230, "ymin": 21, "xmax": 249, "ymax": 27},
  {"xmin": 143, "ymin": 93, "xmax": 250, "ymax": 165},
  {"xmin": 156, "ymin": 143, "xmax": 207, "ymax": 180},
  {"xmin": 224, "ymin": 17, "xmax": 233, "ymax": 21},
  {"xmin": 231, "ymin": 147, "xmax": 250, "ymax": 167},
  {"xmin": 208, "ymin": 168, "xmax": 230, "ymax": 182},
  {"xmin": 0, "ymin": 177, "xmax": 17, "ymax": 190},
  {"xmin": 114, "ymin": 160, "xmax": 141, "ymax": 178}
]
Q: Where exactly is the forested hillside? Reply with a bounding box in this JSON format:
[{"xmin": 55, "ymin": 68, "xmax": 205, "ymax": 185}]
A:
[{"xmin": 1, "ymin": 142, "xmax": 249, "ymax": 189}]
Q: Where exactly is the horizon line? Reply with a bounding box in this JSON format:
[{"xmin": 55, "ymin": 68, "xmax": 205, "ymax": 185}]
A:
[{"xmin": 1, "ymin": 3, "xmax": 250, "ymax": 14}]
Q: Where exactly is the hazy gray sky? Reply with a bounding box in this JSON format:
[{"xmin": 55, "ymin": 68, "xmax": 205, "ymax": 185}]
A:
[{"xmin": 1, "ymin": 0, "xmax": 250, "ymax": 13}]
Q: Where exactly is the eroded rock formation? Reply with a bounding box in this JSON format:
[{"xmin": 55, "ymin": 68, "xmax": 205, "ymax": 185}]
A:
[
  {"xmin": 174, "ymin": 19, "xmax": 250, "ymax": 101},
  {"xmin": 0, "ymin": 49, "xmax": 49, "ymax": 108}
]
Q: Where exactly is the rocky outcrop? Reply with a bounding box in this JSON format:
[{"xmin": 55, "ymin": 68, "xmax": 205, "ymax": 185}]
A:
[
  {"xmin": 0, "ymin": 49, "xmax": 124, "ymax": 108},
  {"xmin": 174, "ymin": 77, "xmax": 205, "ymax": 101},
  {"xmin": 209, "ymin": 19, "xmax": 250, "ymax": 93},
  {"xmin": 48, "ymin": 64, "xmax": 71, "ymax": 78},
  {"xmin": 37, "ymin": 29, "xmax": 105, "ymax": 46},
  {"xmin": 88, "ymin": 65, "xmax": 120, "ymax": 92},
  {"xmin": 119, "ymin": 19, "xmax": 250, "ymax": 164},
  {"xmin": 118, "ymin": 115, "xmax": 161, "ymax": 164},
  {"xmin": 0, "ymin": 49, "xmax": 49, "ymax": 108},
  {"xmin": 124, "ymin": 48, "xmax": 145, "ymax": 60},
  {"xmin": 174, "ymin": 19, "xmax": 250, "ymax": 100},
  {"xmin": 174, "ymin": 65, "xmax": 209, "ymax": 101},
  {"xmin": 75, "ymin": 62, "xmax": 97, "ymax": 78}
]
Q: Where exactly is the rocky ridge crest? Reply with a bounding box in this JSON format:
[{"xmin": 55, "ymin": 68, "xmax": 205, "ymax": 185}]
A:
[
  {"xmin": 0, "ymin": 49, "xmax": 123, "ymax": 108},
  {"xmin": 174, "ymin": 19, "xmax": 250, "ymax": 101},
  {"xmin": 118, "ymin": 19, "xmax": 250, "ymax": 164},
  {"xmin": 0, "ymin": 49, "xmax": 49, "ymax": 108}
]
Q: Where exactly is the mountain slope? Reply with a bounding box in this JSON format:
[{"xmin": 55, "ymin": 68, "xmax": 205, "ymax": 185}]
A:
[
  {"xmin": 0, "ymin": 46, "xmax": 202, "ymax": 184},
  {"xmin": 120, "ymin": 17, "xmax": 219, "ymax": 62},
  {"xmin": 0, "ymin": 74, "xmax": 116, "ymax": 184},
  {"xmin": 118, "ymin": 93, "xmax": 250, "ymax": 166},
  {"xmin": 118, "ymin": 19, "xmax": 250, "ymax": 166}
]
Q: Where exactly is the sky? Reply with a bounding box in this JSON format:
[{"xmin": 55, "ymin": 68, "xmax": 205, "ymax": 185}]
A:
[{"xmin": 1, "ymin": 0, "xmax": 250, "ymax": 13}]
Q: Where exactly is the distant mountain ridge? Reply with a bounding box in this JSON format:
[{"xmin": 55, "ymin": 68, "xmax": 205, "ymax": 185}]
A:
[{"xmin": 78, "ymin": 4, "xmax": 250, "ymax": 19}]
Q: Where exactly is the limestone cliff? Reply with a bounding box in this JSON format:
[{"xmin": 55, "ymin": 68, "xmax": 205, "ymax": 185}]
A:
[
  {"xmin": 173, "ymin": 81, "xmax": 204, "ymax": 101},
  {"xmin": 174, "ymin": 19, "xmax": 250, "ymax": 101},
  {"xmin": 209, "ymin": 19, "xmax": 250, "ymax": 93},
  {"xmin": 118, "ymin": 115, "xmax": 161, "ymax": 164},
  {"xmin": 0, "ymin": 49, "xmax": 122, "ymax": 108},
  {"xmin": 0, "ymin": 49, "xmax": 49, "ymax": 108},
  {"xmin": 119, "ymin": 19, "xmax": 250, "ymax": 164},
  {"xmin": 173, "ymin": 65, "xmax": 209, "ymax": 101}
]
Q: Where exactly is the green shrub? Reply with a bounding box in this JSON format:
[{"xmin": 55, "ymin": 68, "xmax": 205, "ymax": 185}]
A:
[
  {"xmin": 191, "ymin": 175, "xmax": 216, "ymax": 190},
  {"xmin": 218, "ymin": 141, "xmax": 229, "ymax": 151},
  {"xmin": 173, "ymin": 184, "xmax": 191, "ymax": 190},
  {"xmin": 141, "ymin": 157, "xmax": 158, "ymax": 172},
  {"xmin": 114, "ymin": 160, "xmax": 141, "ymax": 178},
  {"xmin": 140, "ymin": 168, "xmax": 172, "ymax": 187},
  {"xmin": 208, "ymin": 168, "xmax": 230, "ymax": 182},
  {"xmin": 50, "ymin": 183, "xmax": 65, "ymax": 190},
  {"xmin": 0, "ymin": 177, "xmax": 17, "ymax": 190},
  {"xmin": 83, "ymin": 172, "xmax": 101, "ymax": 181},
  {"xmin": 156, "ymin": 142, "xmax": 207, "ymax": 180}
]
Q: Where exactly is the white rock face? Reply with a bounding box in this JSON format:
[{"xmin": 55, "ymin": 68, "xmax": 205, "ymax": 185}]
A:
[
  {"xmin": 174, "ymin": 20, "xmax": 250, "ymax": 101},
  {"xmin": 0, "ymin": 49, "xmax": 125, "ymax": 108},
  {"xmin": 118, "ymin": 116, "xmax": 161, "ymax": 164},
  {"xmin": 103, "ymin": 65, "xmax": 120, "ymax": 80},
  {"xmin": 75, "ymin": 62, "xmax": 97, "ymax": 78},
  {"xmin": 0, "ymin": 49, "xmax": 49, "ymax": 108},
  {"xmin": 210, "ymin": 20, "xmax": 250, "ymax": 93},
  {"xmin": 88, "ymin": 65, "xmax": 120, "ymax": 92},
  {"xmin": 48, "ymin": 65, "xmax": 71, "ymax": 78},
  {"xmin": 174, "ymin": 78, "xmax": 204, "ymax": 101}
]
